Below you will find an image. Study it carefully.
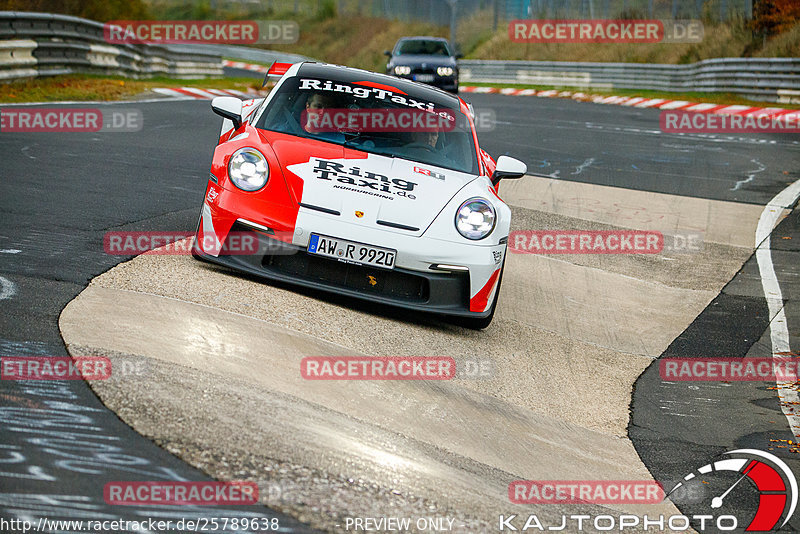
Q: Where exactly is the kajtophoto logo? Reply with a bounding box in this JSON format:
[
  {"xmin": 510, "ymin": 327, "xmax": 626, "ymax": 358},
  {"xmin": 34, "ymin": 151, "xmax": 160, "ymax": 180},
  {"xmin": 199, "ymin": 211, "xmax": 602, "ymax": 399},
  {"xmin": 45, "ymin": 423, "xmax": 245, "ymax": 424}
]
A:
[
  {"xmin": 666, "ymin": 449, "xmax": 797, "ymax": 532},
  {"xmin": 499, "ymin": 450, "xmax": 796, "ymax": 531}
]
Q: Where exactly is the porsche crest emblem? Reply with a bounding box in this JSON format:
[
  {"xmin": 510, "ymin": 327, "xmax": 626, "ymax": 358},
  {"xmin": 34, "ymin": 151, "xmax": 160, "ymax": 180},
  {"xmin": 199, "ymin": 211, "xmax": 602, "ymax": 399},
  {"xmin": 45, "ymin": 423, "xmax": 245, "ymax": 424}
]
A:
[{"xmin": 355, "ymin": 211, "xmax": 364, "ymax": 218}]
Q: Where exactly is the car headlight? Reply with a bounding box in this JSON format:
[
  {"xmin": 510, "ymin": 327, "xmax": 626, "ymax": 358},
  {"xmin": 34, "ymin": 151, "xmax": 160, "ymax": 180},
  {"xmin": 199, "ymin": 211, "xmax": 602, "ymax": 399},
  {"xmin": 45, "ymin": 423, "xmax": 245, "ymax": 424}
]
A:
[
  {"xmin": 228, "ymin": 147, "xmax": 269, "ymax": 191},
  {"xmin": 437, "ymin": 66, "xmax": 454, "ymax": 77},
  {"xmin": 455, "ymin": 198, "xmax": 495, "ymax": 240},
  {"xmin": 394, "ymin": 65, "xmax": 411, "ymax": 75}
]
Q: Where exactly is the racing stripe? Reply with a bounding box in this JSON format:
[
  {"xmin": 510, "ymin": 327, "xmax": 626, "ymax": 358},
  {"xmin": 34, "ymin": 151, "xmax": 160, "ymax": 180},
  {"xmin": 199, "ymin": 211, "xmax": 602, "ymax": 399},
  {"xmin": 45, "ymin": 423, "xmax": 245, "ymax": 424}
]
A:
[
  {"xmin": 200, "ymin": 204, "xmax": 222, "ymax": 257},
  {"xmin": 469, "ymin": 267, "xmax": 501, "ymax": 313}
]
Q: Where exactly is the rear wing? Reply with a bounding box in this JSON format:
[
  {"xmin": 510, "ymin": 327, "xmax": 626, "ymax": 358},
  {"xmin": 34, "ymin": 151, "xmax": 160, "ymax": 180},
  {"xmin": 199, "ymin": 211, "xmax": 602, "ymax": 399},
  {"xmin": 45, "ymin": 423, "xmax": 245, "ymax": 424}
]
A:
[{"xmin": 262, "ymin": 62, "xmax": 295, "ymax": 87}]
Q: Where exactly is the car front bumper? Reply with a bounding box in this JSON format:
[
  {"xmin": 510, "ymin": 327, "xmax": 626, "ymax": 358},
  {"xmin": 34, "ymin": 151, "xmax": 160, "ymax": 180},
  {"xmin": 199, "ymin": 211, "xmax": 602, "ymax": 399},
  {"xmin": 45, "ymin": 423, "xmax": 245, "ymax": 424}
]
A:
[
  {"xmin": 193, "ymin": 198, "xmax": 503, "ymax": 317},
  {"xmin": 389, "ymin": 73, "xmax": 458, "ymax": 92},
  {"xmin": 192, "ymin": 226, "xmax": 493, "ymax": 318}
]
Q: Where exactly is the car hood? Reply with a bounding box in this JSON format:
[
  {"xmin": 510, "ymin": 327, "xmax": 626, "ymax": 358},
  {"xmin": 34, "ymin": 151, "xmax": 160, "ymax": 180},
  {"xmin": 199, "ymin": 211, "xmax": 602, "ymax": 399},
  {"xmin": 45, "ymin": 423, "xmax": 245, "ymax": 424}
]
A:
[
  {"xmin": 390, "ymin": 54, "xmax": 456, "ymax": 67},
  {"xmin": 268, "ymin": 135, "xmax": 477, "ymax": 236}
]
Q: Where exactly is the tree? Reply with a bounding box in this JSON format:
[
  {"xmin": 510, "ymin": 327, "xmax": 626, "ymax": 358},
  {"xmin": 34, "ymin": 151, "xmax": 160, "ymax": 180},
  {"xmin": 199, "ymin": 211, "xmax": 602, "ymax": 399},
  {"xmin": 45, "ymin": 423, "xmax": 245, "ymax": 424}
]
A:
[{"xmin": 753, "ymin": 0, "xmax": 800, "ymax": 35}]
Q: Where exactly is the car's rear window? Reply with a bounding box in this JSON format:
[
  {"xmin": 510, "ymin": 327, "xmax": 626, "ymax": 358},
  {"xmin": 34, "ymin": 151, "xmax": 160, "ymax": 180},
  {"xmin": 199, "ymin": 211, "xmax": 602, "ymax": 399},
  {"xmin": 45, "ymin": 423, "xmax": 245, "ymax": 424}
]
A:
[{"xmin": 256, "ymin": 75, "xmax": 479, "ymax": 175}]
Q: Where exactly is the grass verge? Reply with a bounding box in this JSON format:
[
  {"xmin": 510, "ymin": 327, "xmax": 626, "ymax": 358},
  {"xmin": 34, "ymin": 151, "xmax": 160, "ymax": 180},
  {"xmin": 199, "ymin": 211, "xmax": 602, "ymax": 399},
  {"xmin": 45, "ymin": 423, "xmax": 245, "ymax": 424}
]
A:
[
  {"xmin": 2, "ymin": 74, "xmax": 796, "ymax": 111},
  {"xmin": 0, "ymin": 75, "xmax": 265, "ymax": 104}
]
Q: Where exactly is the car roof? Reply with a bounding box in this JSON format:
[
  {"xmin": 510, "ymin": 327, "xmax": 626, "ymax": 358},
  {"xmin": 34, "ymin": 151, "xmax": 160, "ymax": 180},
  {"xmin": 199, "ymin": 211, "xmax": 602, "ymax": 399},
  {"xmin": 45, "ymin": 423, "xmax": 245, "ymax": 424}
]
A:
[
  {"xmin": 397, "ymin": 36, "xmax": 449, "ymax": 42},
  {"xmin": 294, "ymin": 62, "xmax": 465, "ymax": 111}
]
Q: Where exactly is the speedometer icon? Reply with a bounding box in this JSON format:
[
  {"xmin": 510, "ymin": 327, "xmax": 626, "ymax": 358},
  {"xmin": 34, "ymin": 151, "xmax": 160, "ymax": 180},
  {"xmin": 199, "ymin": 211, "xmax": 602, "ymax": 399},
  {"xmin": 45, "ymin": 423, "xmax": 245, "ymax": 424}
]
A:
[{"xmin": 667, "ymin": 449, "xmax": 798, "ymax": 531}]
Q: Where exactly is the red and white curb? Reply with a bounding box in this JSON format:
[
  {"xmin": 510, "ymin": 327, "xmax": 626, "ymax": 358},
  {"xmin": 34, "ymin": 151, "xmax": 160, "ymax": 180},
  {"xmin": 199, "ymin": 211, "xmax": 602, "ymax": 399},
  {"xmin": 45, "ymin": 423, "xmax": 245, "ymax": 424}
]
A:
[
  {"xmin": 152, "ymin": 87, "xmax": 262, "ymax": 100},
  {"xmin": 222, "ymin": 60, "xmax": 270, "ymax": 74},
  {"xmin": 460, "ymin": 86, "xmax": 800, "ymax": 122}
]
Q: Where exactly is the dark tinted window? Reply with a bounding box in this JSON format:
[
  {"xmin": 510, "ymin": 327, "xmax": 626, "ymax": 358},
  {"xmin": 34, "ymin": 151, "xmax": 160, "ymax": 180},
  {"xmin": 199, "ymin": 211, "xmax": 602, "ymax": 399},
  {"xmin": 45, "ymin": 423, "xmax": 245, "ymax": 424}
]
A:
[
  {"xmin": 396, "ymin": 39, "xmax": 451, "ymax": 56},
  {"xmin": 257, "ymin": 75, "xmax": 478, "ymax": 175}
]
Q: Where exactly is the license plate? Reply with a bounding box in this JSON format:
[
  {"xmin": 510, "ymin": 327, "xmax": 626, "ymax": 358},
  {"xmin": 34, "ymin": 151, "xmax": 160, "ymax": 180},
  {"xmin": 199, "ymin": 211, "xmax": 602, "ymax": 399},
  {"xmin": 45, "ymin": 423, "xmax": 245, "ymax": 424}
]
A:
[
  {"xmin": 414, "ymin": 74, "xmax": 434, "ymax": 82},
  {"xmin": 307, "ymin": 234, "xmax": 396, "ymax": 270}
]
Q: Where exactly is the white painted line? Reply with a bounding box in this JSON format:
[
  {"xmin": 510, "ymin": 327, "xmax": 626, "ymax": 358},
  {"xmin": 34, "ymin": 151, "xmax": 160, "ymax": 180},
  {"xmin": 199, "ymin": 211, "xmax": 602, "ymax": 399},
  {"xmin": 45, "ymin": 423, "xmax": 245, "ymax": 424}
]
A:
[
  {"xmin": 658, "ymin": 100, "xmax": 691, "ymax": 110},
  {"xmin": 745, "ymin": 107, "xmax": 787, "ymax": 117},
  {"xmin": 731, "ymin": 158, "xmax": 766, "ymax": 191},
  {"xmin": 635, "ymin": 98, "xmax": 667, "ymax": 108},
  {"xmin": 1, "ymin": 95, "xmax": 194, "ymax": 106},
  {"xmin": 456, "ymin": 85, "xmax": 789, "ymax": 121},
  {"xmin": 179, "ymin": 87, "xmax": 217, "ymax": 99},
  {"xmin": 622, "ymin": 97, "xmax": 647, "ymax": 106},
  {"xmin": 0, "ymin": 276, "xmax": 16, "ymax": 300},
  {"xmin": 684, "ymin": 103, "xmax": 719, "ymax": 112},
  {"xmin": 0, "ymin": 249, "xmax": 21, "ymax": 254},
  {"xmin": 220, "ymin": 89, "xmax": 250, "ymax": 98},
  {"xmin": 716, "ymin": 105, "xmax": 752, "ymax": 114},
  {"xmin": 152, "ymin": 88, "xmax": 197, "ymax": 101},
  {"xmin": 756, "ymin": 177, "xmax": 800, "ymax": 438}
]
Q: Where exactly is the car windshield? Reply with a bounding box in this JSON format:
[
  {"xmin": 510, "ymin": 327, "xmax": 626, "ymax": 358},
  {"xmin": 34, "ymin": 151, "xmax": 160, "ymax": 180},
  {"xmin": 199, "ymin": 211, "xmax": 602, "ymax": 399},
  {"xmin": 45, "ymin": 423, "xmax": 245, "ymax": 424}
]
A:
[
  {"xmin": 256, "ymin": 75, "xmax": 478, "ymax": 175},
  {"xmin": 396, "ymin": 39, "xmax": 451, "ymax": 56}
]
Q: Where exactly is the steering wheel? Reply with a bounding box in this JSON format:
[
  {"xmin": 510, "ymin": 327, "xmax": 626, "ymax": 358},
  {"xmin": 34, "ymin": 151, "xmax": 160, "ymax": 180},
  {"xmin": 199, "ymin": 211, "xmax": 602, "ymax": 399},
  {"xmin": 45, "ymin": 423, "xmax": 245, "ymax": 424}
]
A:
[{"xmin": 405, "ymin": 142, "xmax": 436, "ymax": 152}]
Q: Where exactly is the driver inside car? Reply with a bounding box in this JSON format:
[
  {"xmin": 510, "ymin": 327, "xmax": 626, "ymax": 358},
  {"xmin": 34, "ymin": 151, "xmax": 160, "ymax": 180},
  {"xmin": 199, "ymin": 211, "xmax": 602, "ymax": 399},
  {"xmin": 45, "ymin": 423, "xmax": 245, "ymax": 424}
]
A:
[
  {"xmin": 408, "ymin": 129, "xmax": 439, "ymax": 149},
  {"xmin": 302, "ymin": 92, "xmax": 345, "ymax": 142},
  {"xmin": 404, "ymin": 128, "xmax": 458, "ymax": 170}
]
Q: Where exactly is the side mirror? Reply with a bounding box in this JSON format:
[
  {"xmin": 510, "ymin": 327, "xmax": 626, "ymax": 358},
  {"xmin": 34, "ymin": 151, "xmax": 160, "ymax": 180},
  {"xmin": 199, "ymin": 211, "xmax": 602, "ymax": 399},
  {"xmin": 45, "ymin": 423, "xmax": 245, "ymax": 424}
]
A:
[
  {"xmin": 211, "ymin": 96, "xmax": 243, "ymax": 130},
  {"xmin": 455, "ymin": 52, "xmax": 464, "ymax": 59},
  {"xmin": 491, "ymin": 155, "xmax": 527, "ymax": 185},
  {"xmin": 384, "ymin": 50, "xmax": 392, "ymax": 56}
]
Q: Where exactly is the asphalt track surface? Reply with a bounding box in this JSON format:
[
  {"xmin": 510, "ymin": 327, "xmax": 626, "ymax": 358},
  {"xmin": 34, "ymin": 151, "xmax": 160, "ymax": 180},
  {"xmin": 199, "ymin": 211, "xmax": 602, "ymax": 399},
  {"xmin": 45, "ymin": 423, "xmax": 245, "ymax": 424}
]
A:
[
  {"xmin": 1, "ymin": 90, "xmax": 798, "ymax": 533},
  {"xmin": 0, "ymin": 101, "xmax": 315, "ymax": 533}
]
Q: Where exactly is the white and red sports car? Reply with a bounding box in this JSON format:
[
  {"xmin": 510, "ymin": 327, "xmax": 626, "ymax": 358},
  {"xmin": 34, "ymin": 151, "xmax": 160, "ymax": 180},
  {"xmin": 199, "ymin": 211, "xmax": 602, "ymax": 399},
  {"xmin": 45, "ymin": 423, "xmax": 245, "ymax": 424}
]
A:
[{"xmin": 192, "ymin": 62, "xmax": 527, "ymax": 328}]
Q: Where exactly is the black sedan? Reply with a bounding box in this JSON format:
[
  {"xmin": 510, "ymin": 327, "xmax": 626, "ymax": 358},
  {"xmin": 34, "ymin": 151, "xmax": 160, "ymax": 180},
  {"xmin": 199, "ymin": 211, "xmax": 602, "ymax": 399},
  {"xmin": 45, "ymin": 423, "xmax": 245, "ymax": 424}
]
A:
[{"xmin": 385, "ymin": 36, "xmax": 460, "ymax": 93}]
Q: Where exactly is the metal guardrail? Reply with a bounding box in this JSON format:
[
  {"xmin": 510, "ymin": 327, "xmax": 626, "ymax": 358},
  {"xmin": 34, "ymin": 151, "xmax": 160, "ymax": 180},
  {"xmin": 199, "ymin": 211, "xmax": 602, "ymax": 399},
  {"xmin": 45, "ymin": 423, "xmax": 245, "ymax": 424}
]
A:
[
  {"xmin": 167, "ymin": 43, "xmax": 311, "ymax": 65},
  {"xmin": 459, "ymin": 58, "xmax": 800, "ymax": 104},
  {"xmin": 0, "ymin": 11, "xmax": 224, "ymax": 81}
]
